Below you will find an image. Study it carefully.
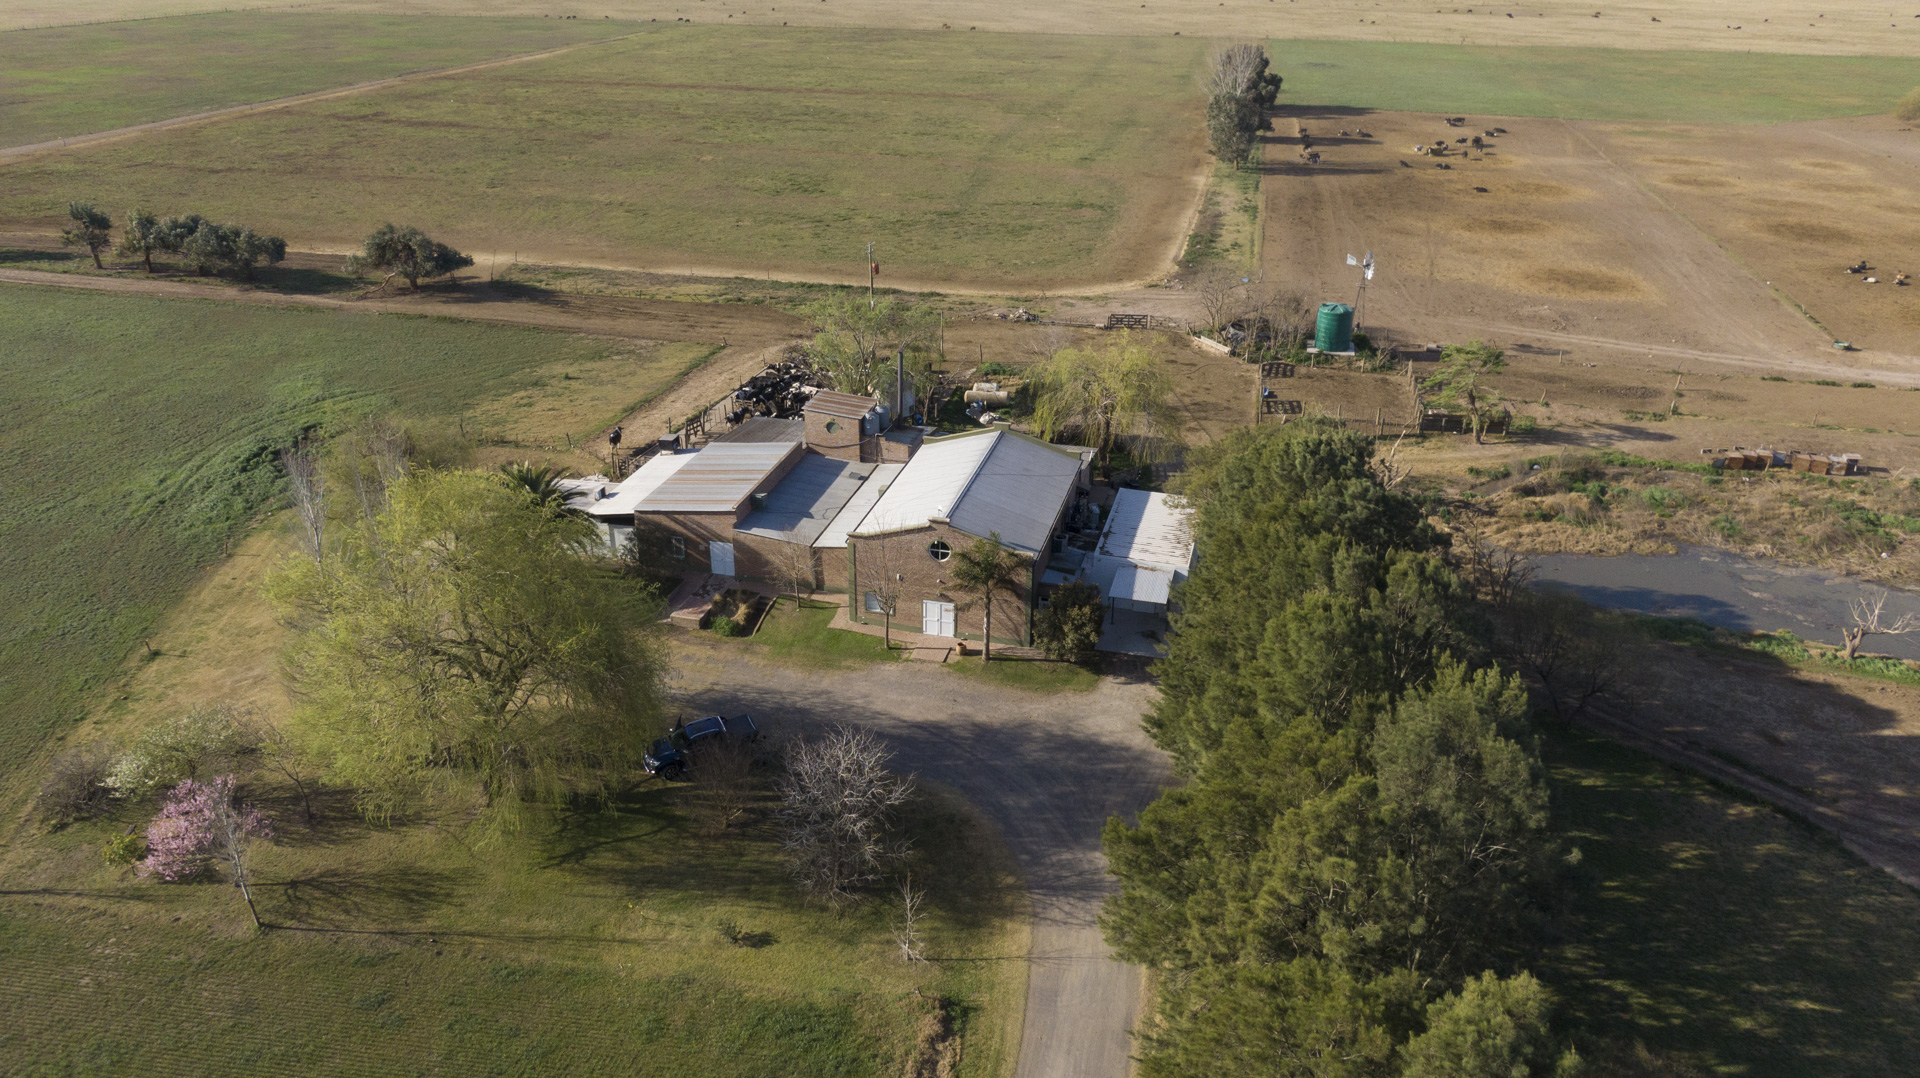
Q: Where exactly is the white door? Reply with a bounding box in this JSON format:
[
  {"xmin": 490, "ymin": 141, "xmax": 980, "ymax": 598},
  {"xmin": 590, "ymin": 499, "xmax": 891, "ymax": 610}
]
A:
[
  {"xmin": 921, "ymin": 600, "xmax": 956, "ymax": 637},
  {"xmin": 709, "ymin": 541, "xmax": 735, "ymax": 577}
]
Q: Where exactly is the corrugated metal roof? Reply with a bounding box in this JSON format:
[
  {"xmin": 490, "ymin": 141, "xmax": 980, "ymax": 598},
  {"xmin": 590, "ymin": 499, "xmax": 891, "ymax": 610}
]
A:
[
  {"xmin": 737, "ymin": 456, "xmax": 876, "ymax": 545},
  {"xmin": 814, "ymin": 463, "xmax": 904, "ymax": 549},
  {"xmin": 803, "ymin": 391, "xmax": 881, "ymax": 420},
  {"xmin": 1096, "ymin": 489, "xmax": 1194, "ymax": 572},
  {"xmin": 1110, "ymin": 565, "xmax": 1174, "ymax": 606},
  {"xmin": 713, "ymin": 417, "xmax": 806, "ymax": 445},
  {"xmin": 636, "ymin": 442, "xmax": 799, "ymax": 515},
  {"xmin": 579, "ymin": 454, "xmax": 698, "ymax": 518},
  {"xmin": 852, "ymin": 429, "xmax": 1084, "ymax": 555}
]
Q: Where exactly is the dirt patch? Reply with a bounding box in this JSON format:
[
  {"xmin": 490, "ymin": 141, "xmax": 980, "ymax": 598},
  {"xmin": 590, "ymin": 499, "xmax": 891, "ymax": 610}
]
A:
[
  {"xmin": 1461, "ymin": 216, "xmax": 1553, "ymax": 237},
  {"xmin": 1522, "ymin": 265, "xmax": 1645, "ymax": 299},
  {"xmin": 1658, "ymin": 172, "xmax": 1739, "ymax": 190},
  {"xmin": 1756, "ymin": 220, "xmax": 1859, "ymax": 245}
]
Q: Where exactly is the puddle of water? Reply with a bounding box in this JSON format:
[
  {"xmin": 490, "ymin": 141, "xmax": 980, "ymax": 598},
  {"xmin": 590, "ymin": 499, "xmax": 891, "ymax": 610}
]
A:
[{"xmin": 1531, "ymin": 546, "xmax": 1920, "ymax": 661}]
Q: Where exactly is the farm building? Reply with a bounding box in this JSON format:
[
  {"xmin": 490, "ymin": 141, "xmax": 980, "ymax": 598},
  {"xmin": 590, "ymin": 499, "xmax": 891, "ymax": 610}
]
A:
[{"xmin": 568, "ymin": 391, "xmax": 1200, "ymax": 648}]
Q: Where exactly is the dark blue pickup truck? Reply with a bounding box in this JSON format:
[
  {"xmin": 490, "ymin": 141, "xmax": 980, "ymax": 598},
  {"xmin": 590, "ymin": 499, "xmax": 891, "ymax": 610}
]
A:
[{"xmin": 644, "ymin": 714, "xmax": 761, "ymax": 778}]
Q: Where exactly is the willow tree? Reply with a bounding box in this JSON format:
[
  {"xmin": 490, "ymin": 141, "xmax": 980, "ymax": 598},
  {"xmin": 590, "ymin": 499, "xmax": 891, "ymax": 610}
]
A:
[
  {"xmin": 1027, "ymin": 333, "xmax": 1176, "ymax": 470},
  {"xmin": 266, "ymin": 469, "xmax": 668, "ymax": 839},
  {"xmin": 804, "ymin": 293, "xmax": 943, "ymax": 408}
]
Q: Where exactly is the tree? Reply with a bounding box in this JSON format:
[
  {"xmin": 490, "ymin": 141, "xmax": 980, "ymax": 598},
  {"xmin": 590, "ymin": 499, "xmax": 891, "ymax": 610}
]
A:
[
  {"xmin": 767, "ymin": 539, "xmax": 820, "ymax": 607},
  {"xmin": 179, "ymin": 220, "xmax": 236, "ymax": 276},
  {"xmin": 140, "ymin": 775, "xmax": 273, "ymax": 928},
  {"xmin": 498, "ymin": 460, "xmax": 578, "ymax": 516},
  {"xmin": 61, "ymin": 202, "xmax": 112, "ymax": 268},
  {"xmin": 264, "ymin": 469, "xmax": 669, "ymax": 839},
  {"xmin": 155, "ymin": 213, "xmax": 207, "ymax": 262},
  {"xmin": 1423, "ymin": 341, "xmax": 1508, "ymax": 444},
  {"xmin": 230, "ymin": 226, "xmax": 287, "ymax": 279},
  {"xmin": 1842, "ymin": 589, "xmax": 1919, "ymax": 660},
  {"xmin": 1027, "ymin": 333, "xmax": 1177, "ymax": 470},
  {"xmin": 777, "ymin": 727, "xmax": 914, "ymax": 903},
  {"xmin": 1194, "ymin": 270, "xmax": 1250, "ymax": 336},
  {"xmin": 804, "ymin": 293, "xmax": 943, "ymax": 406},
  {"xmin": 1499, "ymin": 588, "xmax": 1641, "ymax": 720},
  {"xmin": 1401, "ymin": 972, "xmax": 1578, "ymax": 1078},
  {"xmin": 691, "ymin": 737, "xmax": 755, "ymax": 834},
  {"xmin": 281, "ymin": 446, "xmax": 327, "ymax": 569},
  {"xmin": 118, "ymin": 209, "xmax": 165, "ymax": 272},
  {"xmin": 345, "ymin": 223, "xmax": 474, "ymax": 290},
  {"xmin": 854, "ymin": 532, "xmax": 909, "ymax": 650},
  {"xmin": 35, "ymin": 744, "xmax": 115, "ymax": 827},
  {"xmin": 1035, "ymin": 580, "xmax": 1104, "ymax": 663},
  {"xmin": 1203, "ymin": 44, "xmax": 1281, "ymax": 169},
  {"xmin": 950, "ymin": 532, "xmax": 1026, "ymax": 661}
]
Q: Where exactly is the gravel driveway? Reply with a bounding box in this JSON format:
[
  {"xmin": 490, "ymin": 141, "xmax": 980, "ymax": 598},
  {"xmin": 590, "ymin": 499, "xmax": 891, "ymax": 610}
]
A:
[{"xmin": 670, "ymin": 637, "xmax": 1168, "ymax": 1078}]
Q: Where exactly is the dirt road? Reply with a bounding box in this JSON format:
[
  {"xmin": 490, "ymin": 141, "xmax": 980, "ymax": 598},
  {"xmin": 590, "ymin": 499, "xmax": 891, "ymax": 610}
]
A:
[{"xmin": 670, "ymin": 637, "xmax": 1168, "ymax": 1078}]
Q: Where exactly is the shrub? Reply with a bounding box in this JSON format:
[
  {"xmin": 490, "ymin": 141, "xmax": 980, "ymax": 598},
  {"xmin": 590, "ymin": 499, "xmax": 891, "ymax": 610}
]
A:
[
  {"xmin": 1710, "ymin": 513, "xmax": 1743, "ymax": 538},
  {"xmin": 1639, "ymin": 486, "xmax": 1684, "ymax": 513},
  {"xmin": 1850, "ymin": 381, "xmax": 1876, "ymax": 389},
  {"xmin": 1895, "ymin": 87, "xmax": 1920, "ymax": 123},
  {"xmin": 105, "ymin": 705, "xmax": 257, "ymax": 797},
  {"xmin": 102, "ymin": 833, "xmax": 144, "ymax": 866},
  {"xmin": 978, "ymin": 361, "xmax": 1016, "ymax": 377},
  {"xmin": 1761, "ymin": 375, "xmax": 1789, "ymax": 382},
  {"xmin": 1811, "ymin": 379, "xmax": 1842, "ymax": 387},
  {"xmin": 1034, "ymin": 581, "xmax": 1104, "ymax": 663},
  {"xmin": 1466, "ymin": 463, "xmax": 1513, "ymax": 481},
  {"xmin": 35, "ymin": 744, "xmax": 115, "ymax": 826},
  {"xmin": 1507, "ymin": 414, "xmax": 1539, "ymax": 436},
  {"xmin": 711, "ymin": 615, "xmax": 742, "ymax": 637}
]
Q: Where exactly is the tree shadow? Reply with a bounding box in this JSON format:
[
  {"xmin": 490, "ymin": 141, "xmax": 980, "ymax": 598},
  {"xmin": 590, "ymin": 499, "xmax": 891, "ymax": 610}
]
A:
[
  {"xmin": 266, "ymin": 864, "xmax": 471, "ymax": 928},
  {"xmin": 0, "ymin": 247, "xmax": 71, "ymax": 265}
]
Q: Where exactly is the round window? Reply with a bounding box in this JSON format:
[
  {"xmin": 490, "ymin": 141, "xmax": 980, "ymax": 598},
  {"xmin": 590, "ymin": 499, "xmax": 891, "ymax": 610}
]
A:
[
  {"xmin": 825, "ymin": 419, "xmax": 841, "ymax": 434},
  {"xmin": 928, "ymin": 540, "xmax": 952, "ymax": 562}
]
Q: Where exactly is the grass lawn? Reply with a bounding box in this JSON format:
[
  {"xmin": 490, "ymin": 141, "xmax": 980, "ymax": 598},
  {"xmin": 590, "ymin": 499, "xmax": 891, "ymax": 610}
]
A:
[
  {"xmin": 0, "ymin": 25, "xmax": 1207, "ymax": 288},
  {"xmin": 0, "ymin": 13, "xmax": 632, "ymax": 147},
  {"xmin": 943, "ymin": 655, "xmax": 1100, "ymax": 694},
  {"xmin": 750, "ymin": 598, "xmax": 906, "ymax": 671},
  {"xmin": 1268, "ymin": 39, "xmax": 1920, "ymax": 123},
  {"xmin": 1543, "ymin": 725, "xmax": 1920, "ymax": 1074},
  {"xmin": 0, "ymin": 759, "xmax": 1026, "ymax": 1076},
  {"xmin": 0, "ymin": 283, "xmax": 705, "ymax": 788}
]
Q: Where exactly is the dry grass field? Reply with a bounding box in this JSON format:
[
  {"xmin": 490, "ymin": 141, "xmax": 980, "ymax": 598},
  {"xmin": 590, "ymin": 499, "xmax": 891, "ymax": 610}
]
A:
[
  {"xmin": 1257, "ymin": 108, "xmax": 1920, "ymax": 375},
  {"xmin": 12, "ymin": 0, "xmax": 1920, "ymax": 57},
  {"xmin": 0, "ymin": 25, "xmax": 1209, "ymax": 290}
]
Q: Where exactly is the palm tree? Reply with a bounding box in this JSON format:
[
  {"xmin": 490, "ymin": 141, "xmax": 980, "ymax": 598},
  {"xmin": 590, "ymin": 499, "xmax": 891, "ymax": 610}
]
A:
[
  {"xmin": 950, "ymin": 532, "xmax": 1026, "ymax": 662},
  {"xmin": 498, "ymin": 462, "xmax": 578, "ymax": 517}
]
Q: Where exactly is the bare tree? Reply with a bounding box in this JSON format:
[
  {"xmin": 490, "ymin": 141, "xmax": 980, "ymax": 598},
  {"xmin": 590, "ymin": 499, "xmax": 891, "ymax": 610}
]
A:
[
  {"xmin": 1194, "ymin": 270, "xmax": 1249, "ymax": 336},
  {"xmin": 767, "ymin": 541, "xmax": 819, "ymax": 609},
  {"xmin": 1449, "ymin": 527, "xmax": 1535, "ymax": 612},
  {"xmin": 209, "ymin": 791, "xmax": 271, "ymax": 930},
  {"xmin": 1371, "ymin": 430, "xmax": 1413, "ymax": 491},
  {"xmin": 1205, "ymin": 43, "xmax": 1268, "ymax": 100},
  {"xmin": 281, "ymin": 446, "xmax": 326, "ymax": 568},
  {"xmin": 856, "ymin": 533, "xmax": 908, "ymax": 650},
  {"xmin": 777, "ymin": 727, "xmax": 914, "ymax": 904},
  {"xmin": 250, "ymin": 716, "xmax": 318, "ymax": 825},
  {"xmin": 1843, "ymin": 590, "xmax": 1920, "ymax": 660},
  {"xmin": 1500, "ymin": 589, "xmax": 1642, "ymax": 719},
  {"xmin": 692, "ymin": 737, "xmax": 755, "ymax": 834},
  {"xmin": 894, "ymin": 873, "xmax": 927, "ymax": 962},
  {"xmin": 1251, "ymin": 285, "xmax": 1312, "ymax": 349}
]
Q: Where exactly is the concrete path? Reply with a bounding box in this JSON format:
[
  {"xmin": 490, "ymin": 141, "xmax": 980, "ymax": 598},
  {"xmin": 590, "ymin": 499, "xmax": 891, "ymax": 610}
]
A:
[{"xmin": 669, "ymin": 637, "xmax": 1167, "ymax": 1078}]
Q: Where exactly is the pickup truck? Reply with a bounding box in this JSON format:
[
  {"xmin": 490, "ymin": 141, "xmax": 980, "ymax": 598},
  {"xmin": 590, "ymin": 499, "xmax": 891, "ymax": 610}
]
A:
[{"xmin": 643, "ymin": 714, "xmax": 761, "ymax": 778}]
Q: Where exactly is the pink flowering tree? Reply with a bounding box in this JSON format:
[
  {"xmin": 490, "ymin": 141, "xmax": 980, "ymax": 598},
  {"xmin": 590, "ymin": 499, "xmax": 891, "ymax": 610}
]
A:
[{"xmin": 140, "ymin": 775, "xmax": 273, "ymax": 928}]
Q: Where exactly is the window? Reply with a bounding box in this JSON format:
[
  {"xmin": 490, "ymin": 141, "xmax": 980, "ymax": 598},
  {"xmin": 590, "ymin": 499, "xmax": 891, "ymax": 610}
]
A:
[
  {"xmin": 864, "ymin": 591, "xmax": 884, "ymax": 613},
  {"xmin": 669, "ymin": 535, "xmax": 686, "ymax": 560},
  {"xmin": 927, "ymin": 540, "xmax": 952, "ymax": 562},
  {"xmin": 825, "ymin": 419, "xmax": 841, "ymax": 434}
]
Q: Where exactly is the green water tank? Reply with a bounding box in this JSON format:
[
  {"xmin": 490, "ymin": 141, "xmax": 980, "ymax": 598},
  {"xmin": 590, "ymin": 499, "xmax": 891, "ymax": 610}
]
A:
[{"xmin": 1314, "ymin": 303, "xmax": 1355, "ymax": 353}]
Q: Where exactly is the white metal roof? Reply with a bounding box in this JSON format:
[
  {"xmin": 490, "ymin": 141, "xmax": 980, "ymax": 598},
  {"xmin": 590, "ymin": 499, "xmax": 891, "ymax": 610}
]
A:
[
  {"xmin": 1110, "ymin": 565, "xmax": 1174, "ymax": 606},
  {"xmin": 1096, "ymin": 489, "xmax": 1194, "ymax": 572},
  {"xmin": 636, "ymin": 442, "xmax": 800, "ymax": 515},
  {"xmin": 579, "ymin": 453, "xmax": 698, "ymax": 518},
  {"xmin": 851, "ymin": 429, "xmax": 1085, "ymax": 555},
  {"xmin": 813, "ymin": 463, "xmax": 904, "ymax": 549}
]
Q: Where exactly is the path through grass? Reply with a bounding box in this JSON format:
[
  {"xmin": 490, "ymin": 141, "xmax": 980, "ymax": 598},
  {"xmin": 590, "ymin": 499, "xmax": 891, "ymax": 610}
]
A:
[
  {"xmin": 1269, "ymin": 39, "xmax": 1920, "ymax": 123},
  {"xmin": 0, "ymin": 12, "xmax": 631, "ymax": 147}
]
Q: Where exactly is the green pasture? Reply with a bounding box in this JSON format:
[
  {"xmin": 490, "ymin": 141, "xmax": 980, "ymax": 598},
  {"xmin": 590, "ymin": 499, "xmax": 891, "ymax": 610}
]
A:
[
  {"xmin": 0, "ymin": 284, "xmax": 630, "ymax": 786},
  {"xmin": 1544, "ymin": 726, "xmax": 1920, "ymax": 1075},
  {"xmin": 0, "ymin": 768, "xmax": 1024, "ymax": 1076},
  {"xmin": 1269, "ymin": 39, "xmax": 1920, "ymax": 123},
  {"xmin": 0, "ymin": 25, "xmax": 1206, "ymax": 287},
  {"xmin": 0, "ymin": 13, "xmax": 631, "ymax": 147}
]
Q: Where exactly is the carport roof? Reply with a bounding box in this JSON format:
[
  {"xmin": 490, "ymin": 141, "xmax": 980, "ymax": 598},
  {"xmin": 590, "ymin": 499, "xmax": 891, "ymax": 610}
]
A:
[{"xmin": 1096, "ymin": 489, "xmax": 1194, "ymax": 572}]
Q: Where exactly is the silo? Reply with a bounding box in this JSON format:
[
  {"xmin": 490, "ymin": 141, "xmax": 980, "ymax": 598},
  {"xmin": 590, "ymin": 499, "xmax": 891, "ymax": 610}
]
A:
[{"xmin": 1314, "ymin": 303, "xmax": 1355, "ymax": 353}]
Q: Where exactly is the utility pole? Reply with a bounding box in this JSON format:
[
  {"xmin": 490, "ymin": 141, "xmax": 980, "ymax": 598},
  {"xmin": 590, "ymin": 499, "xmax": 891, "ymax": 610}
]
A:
[{"xmin": 866, "ymin": 241, "xmax": 876, "ymax": 310}]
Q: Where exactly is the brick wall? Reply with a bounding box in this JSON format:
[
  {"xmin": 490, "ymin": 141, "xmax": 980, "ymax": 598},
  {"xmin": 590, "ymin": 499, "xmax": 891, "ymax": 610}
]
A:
[
  {"xmin": 847, "ymin": 522, "xmax": 1035, "ymax": 645},
  {"xmin": 802, "ymin": 409, "xmax": 872, "ymax": 462}
]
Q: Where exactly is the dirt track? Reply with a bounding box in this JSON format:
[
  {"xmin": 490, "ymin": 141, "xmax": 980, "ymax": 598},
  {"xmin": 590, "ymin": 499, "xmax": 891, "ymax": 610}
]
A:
[{"xmin": 669, "ymin": 635, "xmax": 1168, "ymax": 1078}]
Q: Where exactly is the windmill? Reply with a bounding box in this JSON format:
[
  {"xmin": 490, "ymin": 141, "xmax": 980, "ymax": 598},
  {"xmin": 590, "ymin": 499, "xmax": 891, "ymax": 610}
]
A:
[{"xmin": 1346, "ymin": 251, "xmax": 1376, "ymax": 333}]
